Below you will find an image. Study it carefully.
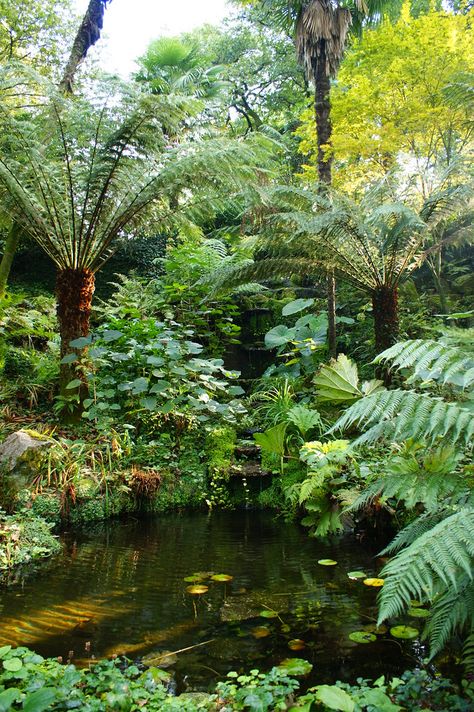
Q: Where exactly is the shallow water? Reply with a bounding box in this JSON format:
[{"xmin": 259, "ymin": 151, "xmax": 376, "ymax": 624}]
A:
[{"xmin": 0, "ymin": 512, "xmax": 423, "ymax": 690}]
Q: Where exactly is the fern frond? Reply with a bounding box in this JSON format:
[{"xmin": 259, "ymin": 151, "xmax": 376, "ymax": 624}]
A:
[
  {"xmin": 377, "ymin": 508, "xmax": 474, "ymax": 625},
  {"xmin": 424, "ymin": 574, "xmax": 474, "ymax": 657},
  {"xmin": 330, "ymin": 388, "xmax": 474, "ymax": 447},
  {"xmin": 375, "ymin": 339, "xmax": 474, "ymax": 389},
  {"xmin": 463, "ymin": 628, "xmax": 474, "ymax": 672},
  {"xmin": 380, "ymin": 510, "xmax": 447, "ymax": 555}
]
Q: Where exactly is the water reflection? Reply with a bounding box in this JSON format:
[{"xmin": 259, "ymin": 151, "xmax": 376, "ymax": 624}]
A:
[{"xmin": 0, "ymin": 512, "xmax": 419, "ymax": 688}]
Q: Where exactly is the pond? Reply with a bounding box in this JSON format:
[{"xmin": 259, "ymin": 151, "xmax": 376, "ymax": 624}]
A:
[{"xmin": 0, "ymin": 512, "xmax": 423, "ymax": 691}]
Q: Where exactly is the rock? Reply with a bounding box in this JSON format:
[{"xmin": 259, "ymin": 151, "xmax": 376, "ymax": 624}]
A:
[
  {"xmin": 0, "ymin": 430, "xmax": 53, "ymax": 500},
  {"xmin": 220, "ymin": 590, "xmax": 290, "ymax": 622},
  {"xmin": 0, "ymin": 430, "xmax": 52, "ymax": 472}
]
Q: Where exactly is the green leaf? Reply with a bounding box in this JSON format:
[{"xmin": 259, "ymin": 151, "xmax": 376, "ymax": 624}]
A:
[
  {"xmin": 147, "ymin": 355, "xmax": 165, "ymax": 366},
  {"xmin": 390, "ymin": 626, "xmax": 418, "ymax": 640},
  {"xmin": 277, "ymin": 658, "xmax": 312, "ymax": 676},
  {"xmin": 69, "ymin": 336, "xmax": 92, "ymax": 348},
  {"xmin": 131, "ymin": 377, "xmax": 149, "ymax": 394},
  {"xmin": 3, "ymin": 657, "xmax": 22, "ymax": 671},
  {"xmin": 102, "ymin": 329, "xmax": 123, "ymax": 343},
  {"xmin": 265, "ymin": 324, "xmax": 295, "ymax": 349},
  {"xmin": 0, "ymin": 646, "xmax": 12, "ymax": 658},
  {"xmin": 22, "ymin": 688, "xmax": 57, "ymax": 712},
  {"xmin": 0, "ymin": 688, "xmax": 20, "ymax": 711},
  {"xmin": 349, "ymin": 631, "xmax": 377, "ymax": 644},
  {"xmin": 282, "ymin": 298, "xmax": 314, "ymax": 316},
  {"xmin": 254, "ymin": 423, "xmax": 287, "ymax": 457},
  {"xmin": 140, "ymin": 396, "xmax": 157, "ymax": 410},
  {"xmin": 314, "ymin": 354, "xmax": 362, "ymax": 403},
  {"xmin": 360, "ymin": 688, "xmax": 403, "ymax": 711},
  {"xmin": 65, "ymin": 379, "xmax": 82, "ymax": 390},
  {"xmin": 315, "ymin": 685, "xmax": 355, "ymax": 711},
  {"xmin": 60, "ymin": 353, "xmax": 78, "ymax": 364}
]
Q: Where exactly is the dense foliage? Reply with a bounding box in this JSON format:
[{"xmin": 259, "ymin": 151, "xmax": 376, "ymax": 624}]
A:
[{"xmin": 0, "ymin": 0, "xmax": 473, "ymax": 707}]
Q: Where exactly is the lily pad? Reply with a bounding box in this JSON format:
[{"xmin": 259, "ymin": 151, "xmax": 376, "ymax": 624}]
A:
[
  {"xmin": 409, "ymin": 599, "xmax": 423, "ymax": 607},
  {"xmin": 390, "ymin": 625, "xmax": 419, "ymax": 640},
  {"xmin": 349, "ymin": 631, "xmax": 377, "ymax": 644},
  {"xmin": 186, "ymin": 585, "xmax": 208, "ymax": 595},
  {"xmin": 408, "ymin": 607, "xmax": 430, "ymax": 618},
  {"xmin": 277, "ymin": 658, "xmax": 313, "ymax": 676},
  {"xmin": 347, "ymin": 571, "xmax": 367, "ymax": 580},
  {"xmin": 288, "ymin": 639, "xmax": 306, "ymax": 651},
  {"xmin": 251, "ymin": 626, "xmax": 271, "ymax": 639},
  {"xmin": 363, "ymin": 623, "xmax": 388, "ymax": 635},
  {"xmin": 211, "ymin": 574, "xmax": 233, "ymax": 583},
  {"xmin": 318, "ymin": 559, "xmax": 338, "ymax": 566},
  {"xmin": 259, "ymin": 609, "xmax": 278, "ymax": 619},
  {"xmin": 363, "ymin": 578, "xmax": 384, "ymax": 587},
  {"xmin": 183, "ymin": 575, "xmax": 205, "ymax": 583}
]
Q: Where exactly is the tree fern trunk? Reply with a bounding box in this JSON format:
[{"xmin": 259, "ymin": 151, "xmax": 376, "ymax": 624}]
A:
[
  {"xmin": 372, "ymin": 285, "xmax": 399, "ymax": 354},
  {"xmin": 313, "ymin": 42, "xmax": 337, "ymax": 354},
  {"xmin": 56, "ymin": 268, "xmax": 95, "ymax": 421},
  {"xmin": 0, "ymin": 222, "xmax": 21, "ymax": 301},
  {"xmin": 327, "ymin": 270, "xmax": 336, "ymax": 357}
]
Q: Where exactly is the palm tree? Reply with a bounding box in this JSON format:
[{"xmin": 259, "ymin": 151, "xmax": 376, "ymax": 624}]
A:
[
  {"xmin": 135, "ymin": 37, "xmax": 226, "ymax": 101},
  {"xmin": 0, "ymin": 70, "xmax": 272, "ymax": 415},
  {"xmin": 209, "ymin": 182, "xmax": 470, "ymax": 353},
  {"xmin": 254, "ymin": 0, "xmax": 398, "ymax": 354}
]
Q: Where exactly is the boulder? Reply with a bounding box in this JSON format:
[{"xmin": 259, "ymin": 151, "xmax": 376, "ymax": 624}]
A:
[{"xmin": 0, "ymin": 430, "xmax": 53, "ymax": 503}]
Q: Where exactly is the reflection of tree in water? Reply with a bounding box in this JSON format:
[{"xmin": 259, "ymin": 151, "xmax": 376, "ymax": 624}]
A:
[{"xmin": 0, "ymin": 512, "xmax": 415, "ymax": 681}]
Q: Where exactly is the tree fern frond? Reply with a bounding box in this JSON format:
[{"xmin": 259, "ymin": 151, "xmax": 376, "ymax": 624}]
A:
[
  {"xmin": 380, "ymin": 510, "xmax": 447, "ymax": 556},
  {"xmin": 425, "ymin": 575, "xmax": 474, "ymax": 658},
  {"xmin": 463, "ymin": 628, "xmax": 474, "ymax": 672},
  {"xmin": 330, "ymin": 389, "xmax": 473, "ymax": 447},
  {"xmin": 375, "ymin": 339, "xmax": 474, "ymax": 389},
  {"xmin": 377, "ymin": 508, "xmax": 474, "ymax": 625}
]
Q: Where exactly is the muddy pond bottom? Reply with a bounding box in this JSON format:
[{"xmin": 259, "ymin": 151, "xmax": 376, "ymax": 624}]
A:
[{"xmin": 0, "ymin": 512, "xmax": 422, "ymax": 690}]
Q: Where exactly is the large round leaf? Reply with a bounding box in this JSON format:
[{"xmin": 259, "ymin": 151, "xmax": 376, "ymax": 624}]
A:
[
  {"xmin": 264, "ymin": 325, "xmax": 295, "ymax": 349},
  {"xmin": 282, "ymin": 298, "xmax": 314, "ymax": 316}
]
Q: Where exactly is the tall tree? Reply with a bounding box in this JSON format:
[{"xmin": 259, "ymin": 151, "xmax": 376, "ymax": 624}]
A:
[
  {"xmin": 296, "ymin": 8, "xmax": 474, "ymax": 193},
  {"xmin": 208, "ymin": 181, "xmax": 470, "ymax": 353},
  {"xmin": 244, "ymin": 0, "xmax": 399, "ymax": 355},
  {"xmin": 0, "ymin": 71, "xmax": 274, "ymax": 417},
  {"xmin": 59, "ymin": 0, "xmax": 111, "ymax": 93}
]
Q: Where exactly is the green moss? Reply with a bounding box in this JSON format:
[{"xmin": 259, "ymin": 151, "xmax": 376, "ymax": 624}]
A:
[
  {"xmin": 0, "ymin": 512, "xmax": 60, "ymax": 570},
  {"xmin": 205, "ymin": 426, "xmax": 236, "ymax": 508}
]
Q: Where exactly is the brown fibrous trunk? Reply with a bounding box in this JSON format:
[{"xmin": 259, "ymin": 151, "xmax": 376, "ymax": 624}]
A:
[
  {"xmin": 312, "ymin": 42, "xmax": 332, "ymax": 187},
  {"xmin": 56, "ymin": 268, "xmax": 95, "ymax": 414},
  {"xmin": 372, "ymin": 285, "xmax": 399, "ymax": 355}
]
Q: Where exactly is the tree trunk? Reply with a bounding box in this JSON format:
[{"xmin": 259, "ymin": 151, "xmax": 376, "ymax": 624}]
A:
[
  {"xmin": 0, "ymin": 222, "xmax": 21, "ymax": 301},
  {"xmin": 312, "ymin": 44, "xmax": 332, "ymax": 186},
  {"xmin": 312, "ymin": 42, "xmax": 336, "ymax": 354},
  {"xmin": 56, "ymin": 268, "xmax": 95, "ymax": 420},
  {"xmin": 327, "ymin": 271, "xmax": 336, "ymax": 358},
  {"xmin": 59, "ymin": 0, "xmax": 110, "ymax": 94},
  {"xmin": 372, "ymin": 285, "xmax": 399, "ymax": 354}
]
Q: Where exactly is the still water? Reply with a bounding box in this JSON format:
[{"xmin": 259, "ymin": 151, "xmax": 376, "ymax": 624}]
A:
[{"xmin": 0, "ymin": 512, "xmax": 421, "ymax": 689}]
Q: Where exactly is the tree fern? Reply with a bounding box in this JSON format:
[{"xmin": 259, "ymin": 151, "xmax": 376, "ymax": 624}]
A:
[
  {"xmin": 330, "ymin": 388, "xmax": 474, "ymax": 447},
  {"xmin": 375, "ymin": 339, "xmax": 474, "ymax": 389},
  {"xmin": 377, "ymin": 508, "xmax": 474, "ymax": 628}
]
